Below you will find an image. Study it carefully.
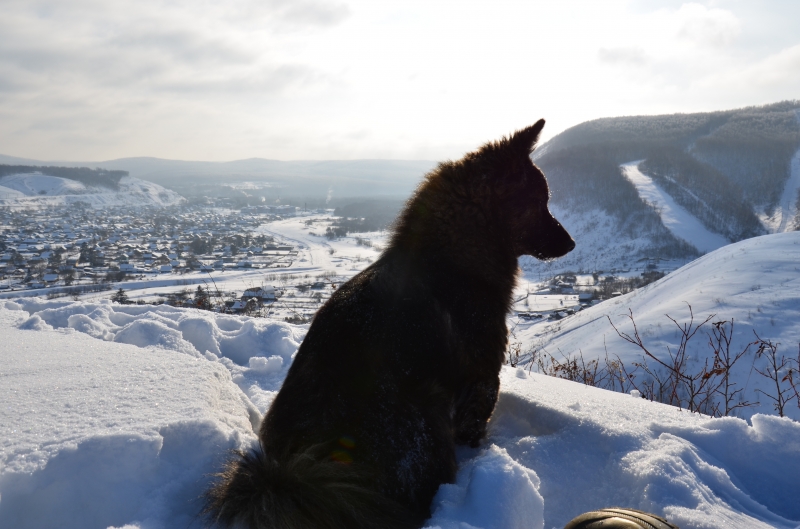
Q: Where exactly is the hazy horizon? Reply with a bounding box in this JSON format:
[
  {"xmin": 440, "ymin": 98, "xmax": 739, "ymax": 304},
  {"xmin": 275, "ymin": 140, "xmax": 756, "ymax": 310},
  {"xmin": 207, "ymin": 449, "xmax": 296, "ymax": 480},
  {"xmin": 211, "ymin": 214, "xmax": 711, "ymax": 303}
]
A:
[{"xmin": 2, "ymin": 0, "xmax": 799, "ymax": 162}]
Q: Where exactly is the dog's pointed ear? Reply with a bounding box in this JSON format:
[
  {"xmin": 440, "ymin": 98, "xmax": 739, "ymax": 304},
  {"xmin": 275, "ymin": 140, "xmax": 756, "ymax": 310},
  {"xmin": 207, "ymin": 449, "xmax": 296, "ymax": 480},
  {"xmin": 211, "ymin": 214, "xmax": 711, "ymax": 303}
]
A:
[{"xmin": 510, "ymin": 119, "xmax": 545, "ymax": 154}]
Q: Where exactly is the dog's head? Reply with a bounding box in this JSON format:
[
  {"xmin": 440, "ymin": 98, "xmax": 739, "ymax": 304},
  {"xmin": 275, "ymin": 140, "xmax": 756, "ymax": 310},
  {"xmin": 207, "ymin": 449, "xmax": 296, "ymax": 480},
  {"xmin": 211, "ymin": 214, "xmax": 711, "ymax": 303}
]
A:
[{"xmin": 484, "ymin": 119, "xmax": 575, "ymax": 260}]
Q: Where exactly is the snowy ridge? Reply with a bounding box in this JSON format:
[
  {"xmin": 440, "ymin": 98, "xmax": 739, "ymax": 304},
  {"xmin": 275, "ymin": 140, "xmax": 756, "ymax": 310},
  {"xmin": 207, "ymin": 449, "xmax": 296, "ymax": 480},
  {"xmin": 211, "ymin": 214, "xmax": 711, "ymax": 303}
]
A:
[
  {"xmin": 620, "ymin": 161, "xmax": 730, "ymax": 253},
  {"xmin": 0, "ymin": 173, "xmax": 184, "ymax": 208},
  {"xmin": 1, "ymin": 290, "xmax": 799, "ymax": 528}
]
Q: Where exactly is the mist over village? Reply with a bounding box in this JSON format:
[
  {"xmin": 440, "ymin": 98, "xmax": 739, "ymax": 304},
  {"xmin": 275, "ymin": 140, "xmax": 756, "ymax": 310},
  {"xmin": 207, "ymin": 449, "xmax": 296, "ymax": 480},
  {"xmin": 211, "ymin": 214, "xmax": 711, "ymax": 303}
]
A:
[{"xmin": 1, "ymin": 2, "xmax": 800, "ymax": 529}]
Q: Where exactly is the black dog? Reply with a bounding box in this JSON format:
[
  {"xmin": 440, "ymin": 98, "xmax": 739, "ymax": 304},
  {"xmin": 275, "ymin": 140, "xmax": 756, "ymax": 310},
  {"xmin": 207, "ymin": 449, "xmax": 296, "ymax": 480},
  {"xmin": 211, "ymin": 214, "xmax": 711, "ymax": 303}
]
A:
[{"xmin": 205, "ymin": 120, "xmax": 575, "ymax": 528}]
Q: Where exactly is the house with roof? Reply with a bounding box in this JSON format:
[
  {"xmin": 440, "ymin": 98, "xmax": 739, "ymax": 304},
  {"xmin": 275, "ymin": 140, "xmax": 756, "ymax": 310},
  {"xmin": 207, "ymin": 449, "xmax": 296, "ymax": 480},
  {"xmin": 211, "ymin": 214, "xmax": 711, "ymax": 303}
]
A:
[{"xmin": 242, "ymin": 286, "xmax": 277, "ymax": 301}]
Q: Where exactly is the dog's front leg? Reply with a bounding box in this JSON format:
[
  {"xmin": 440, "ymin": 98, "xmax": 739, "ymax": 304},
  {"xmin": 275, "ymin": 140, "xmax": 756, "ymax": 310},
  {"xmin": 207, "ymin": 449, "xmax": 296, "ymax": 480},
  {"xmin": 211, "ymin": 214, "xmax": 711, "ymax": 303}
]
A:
[{"xmin": 453, "ymin": 375, "xmax": 500, "ymax": 447}]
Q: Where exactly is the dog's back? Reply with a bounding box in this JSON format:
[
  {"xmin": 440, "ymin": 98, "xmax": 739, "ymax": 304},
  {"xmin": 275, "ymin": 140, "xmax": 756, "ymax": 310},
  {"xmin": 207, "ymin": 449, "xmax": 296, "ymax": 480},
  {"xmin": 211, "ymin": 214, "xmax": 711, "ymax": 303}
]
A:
[{"xmin": 205, "ymin": 120, "xmax": 574, "ymax": 528}]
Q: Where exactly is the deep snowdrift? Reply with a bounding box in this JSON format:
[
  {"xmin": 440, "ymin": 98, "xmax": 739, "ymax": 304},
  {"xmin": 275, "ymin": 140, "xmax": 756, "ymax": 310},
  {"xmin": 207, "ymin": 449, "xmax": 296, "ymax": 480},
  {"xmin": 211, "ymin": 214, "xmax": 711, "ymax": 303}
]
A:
[
  {"xmin": 0, "ymin": 173, "xmax": 184, "ymax": 208},
  {"xmin": 1, "ymin": 297, "xmax": 798, "ymax": 529}
]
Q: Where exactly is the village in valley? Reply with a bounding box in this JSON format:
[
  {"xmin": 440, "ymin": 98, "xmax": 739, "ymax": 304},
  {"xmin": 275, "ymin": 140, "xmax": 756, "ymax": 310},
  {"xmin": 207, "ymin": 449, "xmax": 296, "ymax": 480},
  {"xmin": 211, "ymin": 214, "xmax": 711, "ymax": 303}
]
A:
[
  {"xmin": 2, "ymin": 203, "xmax": 293, "ymax": 309},
  {"xmin": 0, "ymin": 199, "xmax": 673, "ymax": 326}
]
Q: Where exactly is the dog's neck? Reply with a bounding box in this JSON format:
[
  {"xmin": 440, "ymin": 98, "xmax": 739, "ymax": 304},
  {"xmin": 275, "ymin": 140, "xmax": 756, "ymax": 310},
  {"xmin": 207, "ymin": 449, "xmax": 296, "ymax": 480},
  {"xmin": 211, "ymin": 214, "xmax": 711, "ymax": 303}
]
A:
[{"xmin": 387, "ymin": 183, "xmax": 519, "ymax": 312}]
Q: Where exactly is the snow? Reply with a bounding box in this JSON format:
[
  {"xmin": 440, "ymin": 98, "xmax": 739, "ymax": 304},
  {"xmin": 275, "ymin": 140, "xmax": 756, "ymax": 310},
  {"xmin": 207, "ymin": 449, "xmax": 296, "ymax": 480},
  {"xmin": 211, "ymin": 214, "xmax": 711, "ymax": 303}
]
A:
[
  {"xmin": 621, "ymin": 162, "xmax": 730, "ymax": 254},
  {"xmin": 480, "ymin": 371, "xmax": 800, "ymax": 529},
  {"xmin": 514, "ymin": 231, "xmax": 800, "ymax": 420},
  {"xmin": 2, "ymin": 283, "xmax": 799, "ymax": 528},
  {"xmin": 426, "ymin": 444, "xmax": 544, "ymax": 529},
  {"xmin": 256, "ymin": 216, "xmax": 385, "ymax": 271},
  {"xmin": 761, "ymin": 111, "xmax": 800, "ymax": 233},
  {"xmin": 0, "ymin": 308, "xmax": 257, "ymax": 529},
  {"xmin": 0, "ymin": 173, "xmax": 184, "ymax": 208},
  {"xmin": 2, "ymin": 215, "xmax": 800, "ymax": 529},
  {"xmin": 517, "ymin": 204, "xmax": 692, "ymax": 280}
]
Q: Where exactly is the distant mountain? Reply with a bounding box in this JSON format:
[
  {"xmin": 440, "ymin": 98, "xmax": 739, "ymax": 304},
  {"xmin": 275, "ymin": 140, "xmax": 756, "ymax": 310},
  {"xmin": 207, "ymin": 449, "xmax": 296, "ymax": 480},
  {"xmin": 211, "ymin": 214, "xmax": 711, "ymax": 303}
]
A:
[
  {"xmin": 0, "ymin": 155, "xmax": 437, "ymax": 200},
  {"xmin": 0, "ymin": 165, "xmax": 184, "ymax": 208},
  {"xmin": 523, "ymin": 101, "xmax": 800, "ymax": 276},
  {"xmin": 0, "ymin": 164, "xmax": 128, "ymax": 190}
]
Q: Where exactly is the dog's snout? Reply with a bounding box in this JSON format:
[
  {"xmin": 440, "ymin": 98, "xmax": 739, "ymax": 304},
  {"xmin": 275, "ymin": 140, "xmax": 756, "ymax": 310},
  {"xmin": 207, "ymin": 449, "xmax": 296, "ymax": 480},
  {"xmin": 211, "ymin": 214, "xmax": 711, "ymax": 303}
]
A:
[{"xmin": 546, "ymin": 215, "xmax": 575, "ymax": 257}]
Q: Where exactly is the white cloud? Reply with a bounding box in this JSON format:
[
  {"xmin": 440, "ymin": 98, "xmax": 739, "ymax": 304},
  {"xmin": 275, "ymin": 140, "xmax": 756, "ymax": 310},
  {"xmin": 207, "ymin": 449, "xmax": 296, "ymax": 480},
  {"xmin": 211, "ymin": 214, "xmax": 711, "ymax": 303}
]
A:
[
  {"xmin": 696, "ymin": 43, "xmax": 800, "ymax": 99},
  {"xmin": 598, "ymin": 47, "xmax": 649, "ymax": 66},
  {"xmin": 675, "ymin": 2, "xmax": 741, "ymax": 47},
  {"xmin": 0, "ymin": 0, "xmax": 796, "ymax": 161}
]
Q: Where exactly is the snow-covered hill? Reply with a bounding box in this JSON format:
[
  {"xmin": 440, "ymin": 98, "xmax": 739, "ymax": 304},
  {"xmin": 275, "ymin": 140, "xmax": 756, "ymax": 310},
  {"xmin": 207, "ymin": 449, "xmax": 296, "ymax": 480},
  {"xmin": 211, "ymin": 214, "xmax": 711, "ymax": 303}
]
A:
[
  {"xmin": 0, "ymin": 173, "xmax": 184, "ymax": 208},
  {"xmin": 0, "ymin": 299, "xmax": 798, "ymax": 529},
  {"xmin": 518, "ymin": 203, "xmax": 695, "ymax": 278},
  {"xmin": 515, "ymin": 231, "xmax": 800, "ymax": 420},
  {"xmin": 527, "ymin": 102, "xmax": 800, "ymax": 276}
]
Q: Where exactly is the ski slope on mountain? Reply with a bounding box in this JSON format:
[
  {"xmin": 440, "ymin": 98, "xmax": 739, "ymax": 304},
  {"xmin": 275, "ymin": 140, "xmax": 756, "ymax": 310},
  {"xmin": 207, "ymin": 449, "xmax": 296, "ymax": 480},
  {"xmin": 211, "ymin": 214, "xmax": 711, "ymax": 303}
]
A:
[
  {"xmin": 763, "ymin": 114, "xmax": 800, "ymax": 233},
  {"xmin": 0, "ymin": 173, "xmax": 184, "ymax": 208},
  {"xmin": 620, "ymin": 162, "xmax": 730, "ymax": 254},
  {"xmin": 1, "ymin": 288, "xmax": 799, "ymax": 529},
  {"xmin": 516, "ymin": 231, "xmax": 800, "ymax": 420}
]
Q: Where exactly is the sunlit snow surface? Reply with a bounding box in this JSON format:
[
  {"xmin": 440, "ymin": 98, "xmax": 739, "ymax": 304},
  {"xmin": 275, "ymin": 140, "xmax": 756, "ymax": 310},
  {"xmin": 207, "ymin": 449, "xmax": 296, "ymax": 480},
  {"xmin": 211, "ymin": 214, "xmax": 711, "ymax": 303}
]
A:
[{"xmin": 1, "ymin": 236, "xmax": 800, "ymax": 529}]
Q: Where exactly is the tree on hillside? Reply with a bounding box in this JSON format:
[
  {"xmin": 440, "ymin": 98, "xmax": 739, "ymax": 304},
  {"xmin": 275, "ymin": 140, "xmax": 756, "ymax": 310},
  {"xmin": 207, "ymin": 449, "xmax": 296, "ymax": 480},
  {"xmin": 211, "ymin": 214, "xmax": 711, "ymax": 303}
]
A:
[
  {"xmin": 111, "ymin": 288, "xmax": 129, "ymax": 304},
  {"xmin": 190, "ymin": 236, "xmax": 209, "ymax": 255},
  {"xmin": 48, "ymin": 248, "xmax": 63, "ymax": 268},
  {"xmin": 194, "ymin": 286, "xmax": 211, "ymax": 310},
  {"xmin": 60, "ymin": 268, "xmax": 75, "ymax": 286},
  {"xmin": 185, "ymin": 254, "xmax": 201, "ymax": 270},
  {"xmin": 78, "ymin": 242, "xmax": 95, "ymax": 265}
]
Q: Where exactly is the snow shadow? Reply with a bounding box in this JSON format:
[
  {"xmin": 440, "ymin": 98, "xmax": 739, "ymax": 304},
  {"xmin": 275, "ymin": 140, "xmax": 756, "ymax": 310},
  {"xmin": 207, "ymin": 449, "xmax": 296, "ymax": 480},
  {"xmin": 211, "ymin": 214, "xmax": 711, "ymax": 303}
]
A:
[
  {"xmin": 489, "ymin": 391, "xmax": 574, "ymax": 439},
  {"xmin": 0, "ymin": 420, "xmax": 237, "ymax": 529}
]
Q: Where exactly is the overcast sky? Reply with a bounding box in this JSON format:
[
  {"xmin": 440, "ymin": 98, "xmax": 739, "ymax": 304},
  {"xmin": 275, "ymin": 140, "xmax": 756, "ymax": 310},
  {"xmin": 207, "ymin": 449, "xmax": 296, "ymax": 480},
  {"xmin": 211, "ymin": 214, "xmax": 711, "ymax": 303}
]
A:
[{"xmin": 1, "ymin": 0, "xmax": 798, "ymax": 162}]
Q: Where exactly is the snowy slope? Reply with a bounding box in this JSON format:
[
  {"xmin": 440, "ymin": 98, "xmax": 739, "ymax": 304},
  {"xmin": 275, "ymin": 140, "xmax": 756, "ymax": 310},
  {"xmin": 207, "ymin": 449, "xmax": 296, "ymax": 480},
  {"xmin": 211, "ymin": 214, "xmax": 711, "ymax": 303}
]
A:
[
  {"xmin": 1, "ymin": 297, "xmax": 799, "ymax": 529},
  {"xmin": 518, "ymin": 204, "xmax": 691, "ymax": 279},
  {"xmin": 0, "ymin": 173, "xmax": 184, "ymax": 208},
  {"xmin": 621, "ymin": 162, "xmax": 730, "ymax": 254},
  {"xmin": 516, "ymin": 231, "xmax": 800, "ymax": 420}
]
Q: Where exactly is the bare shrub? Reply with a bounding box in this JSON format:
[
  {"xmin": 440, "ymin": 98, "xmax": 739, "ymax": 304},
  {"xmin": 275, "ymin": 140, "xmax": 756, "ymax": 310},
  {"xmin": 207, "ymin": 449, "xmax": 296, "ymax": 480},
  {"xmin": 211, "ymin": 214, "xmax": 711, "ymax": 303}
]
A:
[
  {"xmin": 517, "ymin": 305, "xmax": 798, "ymax": 418},
  {"xmin": 753, "ymin": 334, "xmax": 800, "ymax": 417},
  {"xmin": 709, "ymin": 320, "xmax": 757, "ymax": 415},
  {"xmin": 608, "ymin": 304, "xmax": 722, "ymax": 413},
  {"xmin": 507, "ymin": 341, "xmax": 638, "ymax": 394}
]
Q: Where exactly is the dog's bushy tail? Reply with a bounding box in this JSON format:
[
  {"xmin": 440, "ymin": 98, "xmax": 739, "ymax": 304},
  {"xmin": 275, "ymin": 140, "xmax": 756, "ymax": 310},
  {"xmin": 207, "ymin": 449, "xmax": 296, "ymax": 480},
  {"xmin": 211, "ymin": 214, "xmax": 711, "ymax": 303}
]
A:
[{"xmin": 204, "ymin": 446, "xmax": 422, "ymax": 529}]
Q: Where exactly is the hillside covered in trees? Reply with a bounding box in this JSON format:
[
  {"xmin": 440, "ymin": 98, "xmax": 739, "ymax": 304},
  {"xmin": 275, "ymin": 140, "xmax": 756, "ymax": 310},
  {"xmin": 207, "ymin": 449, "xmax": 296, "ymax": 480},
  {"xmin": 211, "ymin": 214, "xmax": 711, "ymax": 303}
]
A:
[
  {"xmin": 535, "ymin": 101, "xmax": 800, "ymax": 257},
  {"xmin": 0, "ymin": 165, "xmax": 128, "ymax": 190}
]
